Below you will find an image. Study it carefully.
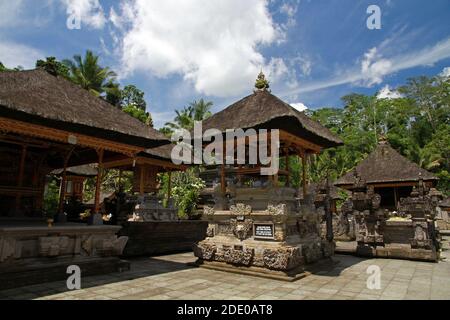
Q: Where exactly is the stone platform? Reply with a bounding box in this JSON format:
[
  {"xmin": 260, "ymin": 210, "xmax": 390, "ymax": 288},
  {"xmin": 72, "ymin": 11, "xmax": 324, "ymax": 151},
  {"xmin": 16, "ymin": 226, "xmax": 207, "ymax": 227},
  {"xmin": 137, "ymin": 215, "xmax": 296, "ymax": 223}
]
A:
[
  {"xmin": 119, "ymin": 221, "xmax": 208, "ymax": 257},
  {"xmin": 2, "ymin": 236, "xmax": 450, "ymax": 300},
  {"xmin": 0, "ymin": 224, "xmax": 129, "ymax": 290}
]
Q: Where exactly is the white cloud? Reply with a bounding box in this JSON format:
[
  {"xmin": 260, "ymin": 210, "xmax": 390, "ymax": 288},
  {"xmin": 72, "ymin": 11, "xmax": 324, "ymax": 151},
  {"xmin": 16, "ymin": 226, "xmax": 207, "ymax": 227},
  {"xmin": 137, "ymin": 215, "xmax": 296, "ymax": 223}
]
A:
[
  {"xmin": 151, "ymin": 111, "xmax": 178, "ymax": 129},
  {"xmin": 0, "ymin": 40, "xmax": 44, "ymax": 69},
  {"xmin": 0, "ymin": 1, "xmax": 24, "ymax": 28},
  {"xmin": 440, "ymin": 67, "xmax": 450, "ymax": 78},
  {"xmin": 282, "ymin": 37, "xmax": 450, "ymax": 96},
  {"xmin": 360, "ymin": 47, "xmax": 392, "ymax": 87},
  {"xmin": 279, "ymin": 0, "xmax": 300, "ymax": 28},
  {"xmin": 113, "ymin": 0, "xmax": 284, "ymax": 97},
  {"xmin": 377, "ymin": 85, "xmax": 403, "ymax": 100},
  {"xmin": 61, "ymin": 0, "xmax": 106, "ymax": 29},
  {"xmin": 290, "ymin": 102, "xmax": 308, "ymax": 112}
]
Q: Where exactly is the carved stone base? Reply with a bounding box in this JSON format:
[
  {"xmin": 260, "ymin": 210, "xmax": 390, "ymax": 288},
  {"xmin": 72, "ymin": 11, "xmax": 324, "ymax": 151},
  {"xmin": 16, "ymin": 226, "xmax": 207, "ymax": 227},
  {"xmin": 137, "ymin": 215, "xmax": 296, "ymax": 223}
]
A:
[
  {"xmin": 193, "ymin": 260, "xmax": 309, "ymax": 282},
  {"xmin": 356, "ymin": 244, "xmax": 439, "ymax": 262}
]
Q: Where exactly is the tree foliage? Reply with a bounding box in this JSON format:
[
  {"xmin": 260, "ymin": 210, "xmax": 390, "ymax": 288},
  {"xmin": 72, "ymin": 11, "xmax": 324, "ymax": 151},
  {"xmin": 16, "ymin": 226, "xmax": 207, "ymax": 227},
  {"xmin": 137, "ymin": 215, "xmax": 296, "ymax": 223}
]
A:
[
  {"xmin": 122, "ymin": 104, "xmax": 153, "ymax": 127},
  {"xmin": 164, "ymin": 98, "xmax": 213, "ymax": 132},
  {"xmin": 63, "ymin": 50, "xmax": 119, "ymax": 101},
  {"xmin": 36, "ymin": 57, "xmax": 70, "ymax": 78},
  {"xmin": 159, "ymin": 169, "xmax": 206, "ymax": 219},
  {"xmin": 121, "ymin": 85, "xmax": 147, "ymax": 111},
  {"xmin": 305, "ymin": 73, "xmax": 450, "ymax": 195}
]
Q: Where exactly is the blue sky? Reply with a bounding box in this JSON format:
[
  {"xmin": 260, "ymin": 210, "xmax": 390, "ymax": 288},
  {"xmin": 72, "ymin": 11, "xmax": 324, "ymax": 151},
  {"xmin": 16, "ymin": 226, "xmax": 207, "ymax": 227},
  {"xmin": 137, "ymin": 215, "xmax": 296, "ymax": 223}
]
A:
[{"xmin": 0, "ymin": 0, "xmax": 449, "ymax": 128}]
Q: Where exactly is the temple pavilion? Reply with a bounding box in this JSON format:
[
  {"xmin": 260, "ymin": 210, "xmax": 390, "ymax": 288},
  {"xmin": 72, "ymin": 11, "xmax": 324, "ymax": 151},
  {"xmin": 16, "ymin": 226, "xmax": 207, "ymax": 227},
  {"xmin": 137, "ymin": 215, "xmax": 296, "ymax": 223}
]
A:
[
  {"xmin": 0, "ymin": 68, "xmax": 174, "ymax": 289},
  {"xmin": 335, "ymin": 138, "xmax": 438, "ymax": 210},
  {"xmin": 199, "ymin": 73, "xmax": 343, "ymax": 199},
  {"xmin": 0, "ymin": 68, "xmax": 171, "ymax": 221},
  {"xmin": 193, "ymin": 74, "xmax": 344, "ymax": 280}
]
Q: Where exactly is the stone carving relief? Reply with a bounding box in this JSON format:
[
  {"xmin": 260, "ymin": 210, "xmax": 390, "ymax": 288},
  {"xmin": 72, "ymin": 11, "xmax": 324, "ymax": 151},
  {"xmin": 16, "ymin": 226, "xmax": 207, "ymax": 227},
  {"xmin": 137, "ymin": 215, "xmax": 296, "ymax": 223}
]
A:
[
  {"xmin": 411, "ymin": 222, "xmax": 432, "ymax": 249},
  {"xmin": 230, "ymin": 218, "xmax": 253, "ymax": 241},
  {"xmin": 230, "ymin": 203, "xmax": 252, "ymax": 216},
  {"xmin": 193, "ymin": 243, "xmax": 217, "ymax": 261},
  {"xmin": 262, "ymin": 247, "xmax": 303, "ymax": 271},
  {"xmin": 206, "ymin": 226, "xmax": 215, "ymax": 238},
  {"xmin": 203, "ymin": 206, "xmax": 215, "ymax": 217},
  {"xmin": 268, "ymin": 204, "xmax": 288, "ymax": 223},
  {"xmin": 39, "ymin": 236, "xmax": 69, "ymax": 257},
  {"xmin": 96, "ymin": 236, "xmax": 129, "ymax": 256},
  {"xmin": 217, "ymin": 223, "xmax": 233, "ymax": 235},
  {"xmin": 220, "ymin": 247, "xmax": 254, "ymax": 266}
]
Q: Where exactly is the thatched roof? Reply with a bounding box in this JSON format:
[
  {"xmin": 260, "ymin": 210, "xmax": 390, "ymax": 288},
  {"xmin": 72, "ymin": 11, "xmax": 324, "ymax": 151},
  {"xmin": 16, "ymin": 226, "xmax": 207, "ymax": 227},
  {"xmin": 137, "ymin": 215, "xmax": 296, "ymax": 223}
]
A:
[
  {"xmin": 200, "ymin": 90, "xmax": 343, "ymax": 148},
  {"xmin": 142, "ymin": 143, "xmax": 174, "ymax": 161},
  {"xmin": 335, "ymin": 141, "xmax": 438, "ymax": 186},
  {"xmin": 52, "ymin": 164, "xmax": 98, "ymax": 177},
  {"xmin": 142, "ymin": 143, "xmax": 191, "ymax": 166},
  {"xmin": 0, "ymin": 69, "xmax": 169, "ymax": 148}
]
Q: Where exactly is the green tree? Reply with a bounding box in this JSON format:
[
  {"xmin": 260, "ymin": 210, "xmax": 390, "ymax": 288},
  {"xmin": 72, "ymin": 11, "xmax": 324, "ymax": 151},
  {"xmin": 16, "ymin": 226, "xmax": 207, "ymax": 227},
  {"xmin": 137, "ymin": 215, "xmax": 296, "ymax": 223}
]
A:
[
  {"xmin": 159, "ymin": 169, "xmax": 206, "ymax": 219},
  {"xmin": 63, "ymin": 50, "xmax": 118, "ymax": 98},
  {"xmin": 0, "ymin": 62, "xmax": 9, "ymax": 72},
  {"xmin": 164, "ymin": 99, "xmax": 213, "ymax": 132},
  {"xmin": 121, "ymin": 85, "xmax": 147, "ymax": 111},
  {"xmin": 122, "ymin": 104, "xmax": 153, "ymax": 127},
  {"xmin": 36, "ymin": 57, "xmax": 70, "ymax": 78}
]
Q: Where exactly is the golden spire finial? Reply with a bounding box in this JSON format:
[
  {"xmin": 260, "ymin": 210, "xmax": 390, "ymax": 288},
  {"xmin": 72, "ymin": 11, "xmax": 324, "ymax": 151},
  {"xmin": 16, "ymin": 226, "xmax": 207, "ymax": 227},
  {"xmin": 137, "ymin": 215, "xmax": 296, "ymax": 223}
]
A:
[{"xmin": 254, "ymin": 70, "xmax": 270, "ymax": 91}]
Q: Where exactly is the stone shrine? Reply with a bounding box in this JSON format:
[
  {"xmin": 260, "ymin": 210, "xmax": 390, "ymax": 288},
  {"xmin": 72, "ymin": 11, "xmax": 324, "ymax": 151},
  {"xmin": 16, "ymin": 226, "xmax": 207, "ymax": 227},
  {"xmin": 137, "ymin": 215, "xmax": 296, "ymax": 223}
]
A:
[
  {"xmin": 193, "ymin": 75, "xmax": 343, "ymax": 280},
  {"xmin": 342, "ymin": 173, "xmax": 441, "ymax": 262}
]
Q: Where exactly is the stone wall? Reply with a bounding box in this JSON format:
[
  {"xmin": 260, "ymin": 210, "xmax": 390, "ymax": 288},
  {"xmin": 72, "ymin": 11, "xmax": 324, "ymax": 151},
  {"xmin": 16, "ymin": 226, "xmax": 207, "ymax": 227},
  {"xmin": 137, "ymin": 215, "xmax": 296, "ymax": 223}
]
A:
[
  {"xmin": 119, "ymin": 221, "xmax": 208, "ymax": 257},
  {"xmin": 0, "ymin": 225, "xmax": 129, "ymax": 290}
]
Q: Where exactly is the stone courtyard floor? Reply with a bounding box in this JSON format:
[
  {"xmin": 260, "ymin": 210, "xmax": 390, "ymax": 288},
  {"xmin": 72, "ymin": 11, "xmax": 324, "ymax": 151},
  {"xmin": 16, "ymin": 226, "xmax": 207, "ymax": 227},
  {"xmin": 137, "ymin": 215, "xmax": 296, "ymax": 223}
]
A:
[{"xmin": 1, "ymin": 236, "xmax": 450, "ymax": 301}]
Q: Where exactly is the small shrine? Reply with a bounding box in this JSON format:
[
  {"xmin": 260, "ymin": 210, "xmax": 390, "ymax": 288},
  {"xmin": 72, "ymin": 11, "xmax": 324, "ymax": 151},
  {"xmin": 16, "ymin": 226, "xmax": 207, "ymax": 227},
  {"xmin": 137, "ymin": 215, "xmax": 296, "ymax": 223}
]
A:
[
  {"xmin": 335, "ymin": 137, "xmax": 442, "ymax": 261},
  {"xmin": 193, "ymin": 73, "xmax": 344, "ymax": 280},
  {"xmin": 340, "ymin": 173, "xmax": 441, "ymax": 261},
  {"xmin": 335, "ymin": 138, "xmax": 438, "ymax": 210}
]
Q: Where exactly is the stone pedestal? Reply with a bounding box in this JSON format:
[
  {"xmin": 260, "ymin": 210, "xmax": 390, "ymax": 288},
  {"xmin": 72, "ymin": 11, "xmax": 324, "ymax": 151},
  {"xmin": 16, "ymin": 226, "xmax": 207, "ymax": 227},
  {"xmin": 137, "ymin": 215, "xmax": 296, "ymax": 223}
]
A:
[{"xmin": 194, "ymin": 187, "xmax": 334, "ymax": 281}]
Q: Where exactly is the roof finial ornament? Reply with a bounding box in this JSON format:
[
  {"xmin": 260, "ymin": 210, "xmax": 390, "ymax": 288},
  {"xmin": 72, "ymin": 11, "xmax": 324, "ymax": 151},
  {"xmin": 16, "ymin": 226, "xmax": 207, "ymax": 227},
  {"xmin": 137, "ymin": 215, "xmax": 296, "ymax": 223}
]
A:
[
  {"xmin": 378, "ymin": 134, "xmax": 388, "ymax": 145},
  {"xmin": 254, "ymin": 70, "xmax": 270, "ymax": 92}
]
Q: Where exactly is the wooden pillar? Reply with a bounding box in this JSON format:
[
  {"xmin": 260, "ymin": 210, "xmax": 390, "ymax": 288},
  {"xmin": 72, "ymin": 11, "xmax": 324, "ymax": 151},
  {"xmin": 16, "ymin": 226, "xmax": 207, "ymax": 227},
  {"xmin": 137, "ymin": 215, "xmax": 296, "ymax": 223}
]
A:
[
  {"xmin": 58, "ymin": 148, "xmax": 74, "ymax": 214},
  {"xmin": 94, "ymin": 149, "xmax": 104, "ymax": 214},
  {"xmin": 17, "ymin": 145, "xmax": 27, "ymax": 187},
  {"xmin": 118, "ymin": 169, "xmax": 123, "ymax": 190},
  {"xmin": 167, "ymin": 171, "xmax": 172, "ymax": 201},
  {"xmin": 302, "ymin": 153, "xmax": 308, "ymax": 197},
  {"xmin": 58, "ymin": 168, "xmax": 67, "ymax": 214},
  {"xmin": 139, "ymin": 165, "xmax": 145, "ymax": 196},
  {"xmin": 15, "ymin": 145, "xmax": 27, "ymax": 215}
]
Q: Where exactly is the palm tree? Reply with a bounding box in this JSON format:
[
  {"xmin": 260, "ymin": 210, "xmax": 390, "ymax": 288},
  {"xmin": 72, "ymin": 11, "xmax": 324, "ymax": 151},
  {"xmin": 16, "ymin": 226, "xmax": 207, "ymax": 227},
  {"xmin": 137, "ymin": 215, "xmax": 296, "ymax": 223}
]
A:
[
  {"xmin": 189, "ymin": 99, "xmax": 213, "ymax": 122},
  {"xmin": 63, "ymin": 50, "xmax": 117, "ymax": 97},
  {"xmin": 164, "ymin": 99, "xmax": 213, "ymax": 131}
]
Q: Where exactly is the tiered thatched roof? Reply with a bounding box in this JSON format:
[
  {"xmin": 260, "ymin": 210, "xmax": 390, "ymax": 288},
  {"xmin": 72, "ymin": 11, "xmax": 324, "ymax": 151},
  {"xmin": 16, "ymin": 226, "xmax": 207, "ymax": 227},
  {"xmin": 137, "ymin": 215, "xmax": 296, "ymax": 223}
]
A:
[
  {"xmin": 201, "ymin": 89, "xmax": 343, "ymax": 148},
  {"xmin": 0, "ymin": 69, "xmax": 169, "ymax": 148},
  {"xmin": 335, "ymin": 140, "xmax": 437, "ymax": 187}
]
